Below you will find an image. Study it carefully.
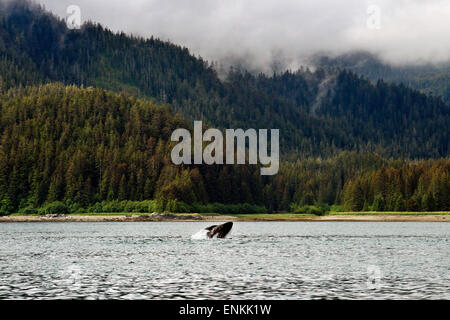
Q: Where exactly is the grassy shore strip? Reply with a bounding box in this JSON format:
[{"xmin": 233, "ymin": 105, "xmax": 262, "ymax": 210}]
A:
[
  {"xmin": 230, "ymin": 213, "xmax": 449, "ymax": 222},
  {"xmin": 0, "ymin": 212, "xmax": 449, "ymax": 222},
  {"xmin": 329, "ymin": 211, "xmax": 450, "ymax": 216},
  {"xmin": 0, "ymin": 213, "xmax": 236, "ymax": 222}
]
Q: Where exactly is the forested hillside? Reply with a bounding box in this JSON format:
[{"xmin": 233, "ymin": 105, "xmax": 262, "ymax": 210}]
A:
[
  {"xmin": 1, "ymin": 0, "xmax": 449, "ymax": 158},
  {"xmin": 0, "ymin": 84, "xmax": 448, "ymax": 214},
  {"xmin": 0, "ymin": 84, "xmax": 267, "ymax": 214},
  {"xmin": 0, "ymin": 1, "xmax": 448, "ymax": 215},
  {"xmin": 314, "ymin": 51, "xmax": 450, "ymax": 105},
  {"xmin": 342, "ymin": 159, "xmax": 449, "ymax": 212}
]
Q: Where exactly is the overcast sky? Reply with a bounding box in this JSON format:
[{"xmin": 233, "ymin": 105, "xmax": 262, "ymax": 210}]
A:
[{"xmin": 35, "ymin": 0, "xmax": 450, "ymax": 71}]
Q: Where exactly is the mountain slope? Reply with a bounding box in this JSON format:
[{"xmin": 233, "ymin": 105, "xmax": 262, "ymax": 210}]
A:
[
  {"xmin": 0, "ymin": 83, "xmax": 267, "ymax": 211},
  {"xmin": 0, "ymin": 0, "xmax": 449, "ymax": 158},
  {"xmin": 313, "ymin": 51, "xmax": 450, "ymax": 105},
  {"xmin": 1, "ymin": 84, "xmax": 447, "ymax": 213}
]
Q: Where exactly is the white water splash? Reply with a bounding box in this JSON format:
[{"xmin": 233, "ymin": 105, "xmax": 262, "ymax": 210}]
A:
[
  {"xmin": 191, "ymin": 228, "xmax": 209, "ymax": 240},
  {"xmin": 191, "ymin": 227, "xmax": 232, "ymax": 239}
]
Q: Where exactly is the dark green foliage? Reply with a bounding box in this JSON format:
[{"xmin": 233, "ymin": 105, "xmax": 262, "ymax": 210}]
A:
[
  {"xmin": 342, "ymin": 159, "xmax": 450, "ymax": 212},
  {"xmin": 0, "ymin": 83, "xmax": 448, "ymax": 214},
  {"xmin": 289, "ymin": 203, "xmax": 328, "ymax": 216},
  {"xmin": 82, "ymin": 200, "xmax": 268, "ymax": 214},
  {"xmin": 0, "ymin": 83, "xmax": 267, "ymax": 212},
  {"xmin": 38, "ymin": 201, "xmax": 69, "ymax": 215},
  {"xmin": 0, "ymin": 83, "xmax": 184, "ymax": 209},
  {"xmin": 18, "ymin": 206, "xmax": 38, "ymax": 215},
  {"xmin": 269, "ymin": 152, "xmax": 388, "ymax": 211},
  {"xmin": 86, "ymin": 200, "xmax": 164, "ymax": 214},
  {"xmin": 314, "ymin": 51, "xmax": 450, "ymax": 105},
  {"xmin": 0, "ymin": 196, "xmax": 14, "ymax": 215},
  {"xmin": 0, "ymin": 2, "xmax": 448, "ymax": 215},
  {"xmin": 0, "ymin": 1, "xmax": 448, "ymax": 158}
]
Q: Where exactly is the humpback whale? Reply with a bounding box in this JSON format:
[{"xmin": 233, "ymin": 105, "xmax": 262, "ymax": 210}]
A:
[{"xmin": 205, "ymin": 222, "xmax": 233, "ymax": 238}]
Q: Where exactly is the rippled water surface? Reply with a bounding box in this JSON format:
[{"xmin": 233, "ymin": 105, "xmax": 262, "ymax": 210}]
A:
[{"xmin": 0, "ymin": 221, "xmax": 449, "ymax": 299}]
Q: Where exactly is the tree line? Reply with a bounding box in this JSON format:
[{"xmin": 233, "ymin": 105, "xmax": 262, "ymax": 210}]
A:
[
  {"xmin": 0, "ymin": 83, "xmax": 448, "ymax": 215},
  {"xmin": 1, "ymin": 0, "xmax": 449, "ymax": 159},
  {"xmin": 343, "ymin": 160, "xmax": 449, "ymax": 212}
]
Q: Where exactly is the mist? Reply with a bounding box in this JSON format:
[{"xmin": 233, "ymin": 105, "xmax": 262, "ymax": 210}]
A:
[{"xmin": 33, "ymin": 0, "xmax": 450, "ymax": 72}]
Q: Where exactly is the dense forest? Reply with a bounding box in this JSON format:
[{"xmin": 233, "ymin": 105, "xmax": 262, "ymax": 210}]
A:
[
  {"xmin": 342, "ymin": 159, "xmax": 449, "ymax": 212},
  {"xmin": 0, "ymin": 0, "xmax": 448, "ymax": 159},
  {"xmin": 314, "ymin": 51, "xmax": 450, "ymax": 105},
  {"xmin": 0, "ymin": 84, "xmax": 265, "ymax": 214},
  {"xmin": 0, "ymin": 1, "xmax": 448, "ymax": 215},
  {"xmin": 0, "ymin": 84, "xmax": 448, "ymax": 214}
]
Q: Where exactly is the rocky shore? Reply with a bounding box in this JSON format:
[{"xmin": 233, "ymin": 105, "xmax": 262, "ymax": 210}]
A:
[
  {"xmin": 0, "ymin": 214, "xmax": 448, "ymax": 222},
  {"xmin": 0, "ymin": 213, "xmax": 236, "ymax": 222}
]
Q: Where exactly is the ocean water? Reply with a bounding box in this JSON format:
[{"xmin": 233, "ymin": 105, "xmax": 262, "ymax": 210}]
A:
[{"xmin": 0, "ymin": 221, "xmax": 448, "ymax": 299}]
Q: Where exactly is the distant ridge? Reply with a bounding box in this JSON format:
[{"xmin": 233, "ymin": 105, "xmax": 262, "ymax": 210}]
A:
[{"xmin": 0, "ymin": 0, "xmax": 448, "ymax": 158}]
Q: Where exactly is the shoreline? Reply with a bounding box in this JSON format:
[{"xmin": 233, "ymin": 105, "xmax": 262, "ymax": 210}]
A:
[{"xmin": 0, "ymin": 214, "xmax": 448, "ymax": 222}]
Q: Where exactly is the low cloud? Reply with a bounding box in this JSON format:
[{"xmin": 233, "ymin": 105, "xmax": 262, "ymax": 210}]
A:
[{"xmin": 35, "ymin": 0, "xmax": 450, "ymax": 71}]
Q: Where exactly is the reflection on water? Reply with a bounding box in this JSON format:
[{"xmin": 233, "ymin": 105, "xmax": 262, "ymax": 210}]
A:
[{"xmin": 0, "ymin": 222, "xmax": 448, "ymax": 299}]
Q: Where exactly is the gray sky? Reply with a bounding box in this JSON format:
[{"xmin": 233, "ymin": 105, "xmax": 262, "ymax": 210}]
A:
[{"xmin": 36, "ymin": 0, "xmax": 450, "ymax": 71}]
